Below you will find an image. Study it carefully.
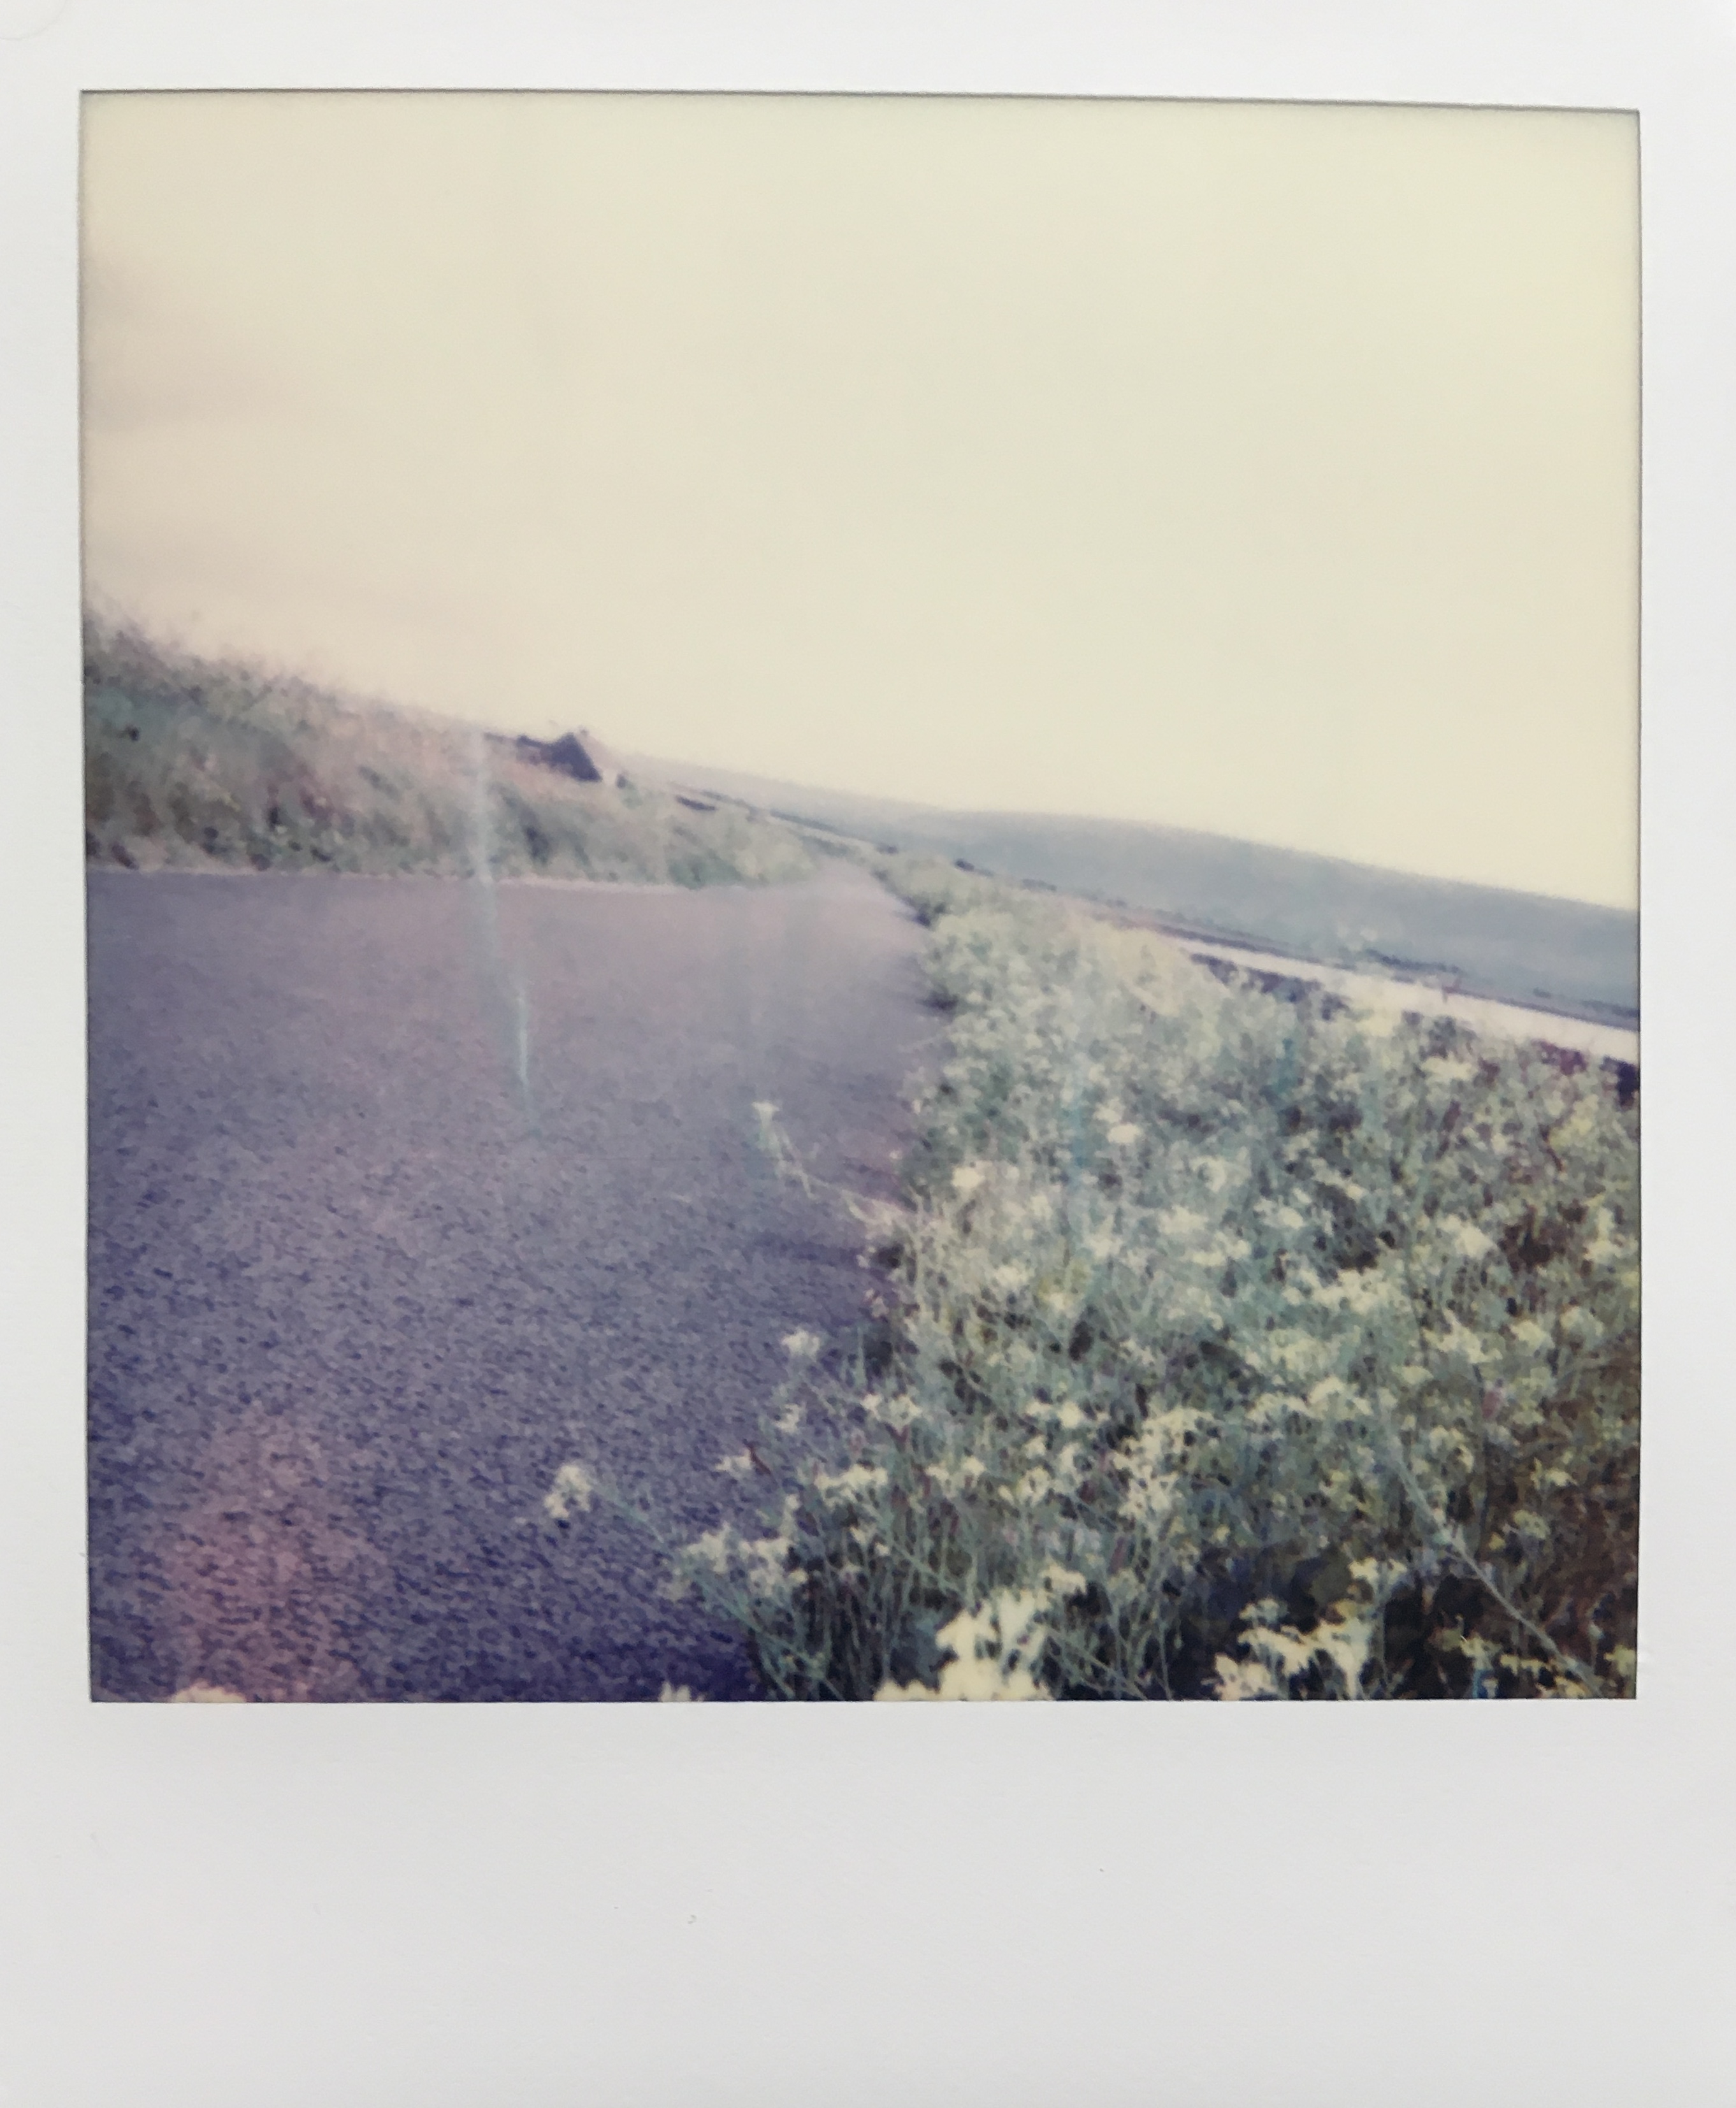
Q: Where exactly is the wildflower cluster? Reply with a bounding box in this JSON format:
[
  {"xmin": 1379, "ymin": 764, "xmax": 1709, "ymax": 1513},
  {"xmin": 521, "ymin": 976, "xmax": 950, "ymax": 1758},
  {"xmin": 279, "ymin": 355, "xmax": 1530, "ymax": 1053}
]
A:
[{"xmin": 679, "ymin": 858, "xmax": 1639, "ymax": 1700}]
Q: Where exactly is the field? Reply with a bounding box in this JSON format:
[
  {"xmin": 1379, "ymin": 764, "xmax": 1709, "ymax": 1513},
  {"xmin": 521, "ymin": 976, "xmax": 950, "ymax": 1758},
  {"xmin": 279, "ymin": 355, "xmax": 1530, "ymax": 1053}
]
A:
[{"xmin": 668, "ymin": 857, "xmax": 1640, "ymax": 1700}]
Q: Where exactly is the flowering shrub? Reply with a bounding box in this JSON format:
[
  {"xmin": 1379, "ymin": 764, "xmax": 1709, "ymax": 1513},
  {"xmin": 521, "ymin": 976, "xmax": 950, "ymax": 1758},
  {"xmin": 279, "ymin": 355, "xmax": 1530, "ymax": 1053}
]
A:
[{"xmin": 675, "ymin": 858, "xmax": 1639, "ymax": 1700}]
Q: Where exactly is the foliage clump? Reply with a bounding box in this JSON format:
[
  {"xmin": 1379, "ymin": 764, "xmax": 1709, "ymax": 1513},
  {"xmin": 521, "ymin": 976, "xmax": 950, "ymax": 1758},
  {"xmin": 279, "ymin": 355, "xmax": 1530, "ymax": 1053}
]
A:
[{"xmin": 676, "ymin": 856, "xmax": 1640, "ymax": 1700}]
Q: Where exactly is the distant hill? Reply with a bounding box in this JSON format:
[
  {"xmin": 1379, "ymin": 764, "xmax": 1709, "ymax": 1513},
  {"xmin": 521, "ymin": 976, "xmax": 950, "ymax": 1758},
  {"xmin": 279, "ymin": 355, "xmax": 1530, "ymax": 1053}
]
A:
[
  {"xmin": 82, "ymin": 624, "xmax": 815, "ymax": 890},
  {"xmin": 631, "ymin": 758, "xmax": 1638, "ymax": 1026}
]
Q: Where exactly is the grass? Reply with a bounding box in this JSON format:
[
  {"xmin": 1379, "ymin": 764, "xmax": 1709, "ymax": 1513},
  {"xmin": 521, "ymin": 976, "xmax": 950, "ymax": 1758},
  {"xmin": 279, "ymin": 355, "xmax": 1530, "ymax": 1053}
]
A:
[
  {"xmin": 669, "ymin": 856, "xmax": 1640, "ymax": 1700},
  {"xmin": 83, "ymin": 618, "xmax": 817, "ymax": 888}
]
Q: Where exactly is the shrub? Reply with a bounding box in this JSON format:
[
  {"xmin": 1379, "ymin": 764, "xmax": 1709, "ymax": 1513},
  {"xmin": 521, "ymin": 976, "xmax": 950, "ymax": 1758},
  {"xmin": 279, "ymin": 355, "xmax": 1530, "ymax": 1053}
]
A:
[{"xmin": 673, "ymin": 858, "xmax": 1640, "ymax": 1700}]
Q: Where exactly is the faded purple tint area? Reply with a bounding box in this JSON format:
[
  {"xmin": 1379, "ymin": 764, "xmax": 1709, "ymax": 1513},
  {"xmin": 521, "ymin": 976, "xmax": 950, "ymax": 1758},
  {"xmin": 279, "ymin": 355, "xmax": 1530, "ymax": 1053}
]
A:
[{"xmin": 86, "ymin": 865, "xmax": 929, "ymax": 1701}]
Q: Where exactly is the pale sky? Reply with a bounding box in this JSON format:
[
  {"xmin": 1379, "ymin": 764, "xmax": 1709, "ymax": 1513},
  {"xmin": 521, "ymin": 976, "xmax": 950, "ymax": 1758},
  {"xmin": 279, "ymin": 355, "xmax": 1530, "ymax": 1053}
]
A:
[{"xmin": 81, "ymin": 92, "xmax": 1638, "ymax": 908}]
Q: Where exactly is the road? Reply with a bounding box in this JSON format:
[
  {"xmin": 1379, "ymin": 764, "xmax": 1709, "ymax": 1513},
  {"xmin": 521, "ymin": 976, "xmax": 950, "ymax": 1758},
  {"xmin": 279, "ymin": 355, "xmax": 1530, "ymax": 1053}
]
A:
[{"xmin": 86, "ymin": 863, "xmax": 933, "ymax": 1702}]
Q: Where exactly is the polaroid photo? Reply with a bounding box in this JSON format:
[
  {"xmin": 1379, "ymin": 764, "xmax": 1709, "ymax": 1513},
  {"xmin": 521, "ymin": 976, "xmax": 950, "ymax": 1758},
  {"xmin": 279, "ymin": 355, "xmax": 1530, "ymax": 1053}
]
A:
[{"xmin": 3, "ymin": 6, "xmax": 1730, "ymax": 2104}]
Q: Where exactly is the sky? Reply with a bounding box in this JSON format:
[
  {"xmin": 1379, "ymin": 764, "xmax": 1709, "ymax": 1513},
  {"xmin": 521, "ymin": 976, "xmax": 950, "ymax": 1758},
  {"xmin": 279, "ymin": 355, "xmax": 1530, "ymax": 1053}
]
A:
[{"xmin": 80, "ymin": 92, "xmax": 1638, "ymax": 908}]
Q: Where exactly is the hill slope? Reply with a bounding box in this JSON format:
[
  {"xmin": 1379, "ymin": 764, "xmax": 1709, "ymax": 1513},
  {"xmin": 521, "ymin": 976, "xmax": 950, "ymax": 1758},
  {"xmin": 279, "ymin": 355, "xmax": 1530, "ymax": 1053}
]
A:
[
  {"xmin": 636, "ymin": 759, "xmax": 1638, "ymax": 1025},
  {"xmin": 83, "ymin": 624, "xmax": 816, "ymax": 889}
]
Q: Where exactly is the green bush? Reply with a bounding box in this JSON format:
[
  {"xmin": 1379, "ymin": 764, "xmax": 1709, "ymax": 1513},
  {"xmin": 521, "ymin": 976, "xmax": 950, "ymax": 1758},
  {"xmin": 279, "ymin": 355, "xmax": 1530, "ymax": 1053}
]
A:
[{"xmin": 674, "ymin": 858, "xmax": 1640, "ymax": 1700}]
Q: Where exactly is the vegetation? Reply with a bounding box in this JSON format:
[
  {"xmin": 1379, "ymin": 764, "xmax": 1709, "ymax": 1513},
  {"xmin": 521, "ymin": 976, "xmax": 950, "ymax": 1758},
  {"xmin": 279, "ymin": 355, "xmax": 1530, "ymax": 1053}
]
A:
[
  {"xmin": 672, "ymin": 856, "xmax": 1640, "ymax": 1700},
  {"xmin": 83, "ymin": 619, "xmax": 816, "ymax": 887}
]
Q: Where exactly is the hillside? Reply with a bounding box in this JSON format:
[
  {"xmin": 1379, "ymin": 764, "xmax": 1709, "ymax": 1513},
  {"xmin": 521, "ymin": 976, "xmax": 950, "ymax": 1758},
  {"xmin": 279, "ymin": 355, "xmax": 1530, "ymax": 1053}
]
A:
[
  {"xmin": 633, "ymin": 759, "xmax": 1638, "ymax": 1026},
  {"xmin": 83, "ymin": 624, "xmax": 816, "ymax": 889}
]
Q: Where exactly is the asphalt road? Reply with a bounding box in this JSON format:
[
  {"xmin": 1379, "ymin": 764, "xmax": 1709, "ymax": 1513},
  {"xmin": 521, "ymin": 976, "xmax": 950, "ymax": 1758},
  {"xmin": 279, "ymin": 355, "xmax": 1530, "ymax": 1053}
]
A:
[{"xmin": 86, "ymin": 863, "xmax": 933, "ymax": 1701}]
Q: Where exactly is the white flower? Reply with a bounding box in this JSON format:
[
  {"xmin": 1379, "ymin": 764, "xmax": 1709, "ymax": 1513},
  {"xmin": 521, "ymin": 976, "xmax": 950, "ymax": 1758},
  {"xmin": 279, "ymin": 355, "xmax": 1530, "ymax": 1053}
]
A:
[
  {"xmin": 864, "ymin": 1391, "xmax": 923, "ymax": 1431},
  {"xmin": 658, "ymin": 1683, "xmax": 705, "ymax": 1702},
  {"xmin": 951, "ymin": 1163, "xmax": 987, "ymax": 1197},
  {"xmin": 688, "ymin": 1527, "xmax": 734, "ymax": 1575},
  {"xmin": 1446, "ymin": 1219, "xmax": 1494, "ymax": 1262},
  {"xmin": 1002, "ymin": 1467, "xmax": 1054, "ymax": 1508},
  {"xmin": 886, "ymin": 1592, "xmax": 1054, "ymax": 1701},
  {"xmin": 930, "ymin": 1453, "xmax": 990, "ymax": 1498},
  {"xmin": 544, "ymin": 1461, "xmax": 596, "ymax": 1520},
  {"xmin": 812, "ymin": 1462, "xmax": 890, "ymax": 1504},
  {"xmin": 1212, "ymin": 1655, "xmax": 1283, "ymax": 1701},
  {"xmin": 1299, "ymin": 1378, "xmax": 1371, "ymax": 1423},
  {"xmin": 1106, "ymin": 1122, "xmax": 1143, "ymax": 1148},
  {"xmin": 781, "ymin": 1328, "xmax": 823, "ymax": 1362},
  {"xmin": 1438, "ymin": 1319, "xmax": 1491, "ymax": 1366},
  {"xmin": 714, "ymin": 1450, "xmax": 756, "ymax": 1482},
  {"xmin": 742, "ymin": 1533, "xmax": 797, "ymax": 1596}
]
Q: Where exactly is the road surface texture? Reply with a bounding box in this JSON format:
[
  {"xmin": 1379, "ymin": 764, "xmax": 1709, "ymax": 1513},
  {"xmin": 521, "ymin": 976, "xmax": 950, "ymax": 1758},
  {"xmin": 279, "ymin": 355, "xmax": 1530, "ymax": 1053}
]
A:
[{"xmin": 87, "ymin": 863, "xmax": 934, "ymax": 1701}]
